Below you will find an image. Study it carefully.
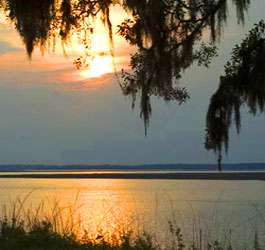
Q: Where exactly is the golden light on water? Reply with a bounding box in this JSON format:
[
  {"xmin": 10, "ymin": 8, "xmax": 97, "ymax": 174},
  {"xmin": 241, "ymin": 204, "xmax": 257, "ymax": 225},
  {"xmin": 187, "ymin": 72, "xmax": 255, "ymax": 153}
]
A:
[{"xmin": 0, "ymin": 178, "xmax": 136, "ymax": 242}]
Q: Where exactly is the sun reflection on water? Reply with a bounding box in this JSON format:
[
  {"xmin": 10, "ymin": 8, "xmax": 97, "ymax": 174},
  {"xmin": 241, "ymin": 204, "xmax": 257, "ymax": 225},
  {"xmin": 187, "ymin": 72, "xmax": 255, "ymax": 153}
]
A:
[
  {"xmin": 0, "ymin": 178, "xmax": 137, "ymax": 243},
  {"xmin": 1, "ymin": 178, "xmax": 265, "ymax": 247}
]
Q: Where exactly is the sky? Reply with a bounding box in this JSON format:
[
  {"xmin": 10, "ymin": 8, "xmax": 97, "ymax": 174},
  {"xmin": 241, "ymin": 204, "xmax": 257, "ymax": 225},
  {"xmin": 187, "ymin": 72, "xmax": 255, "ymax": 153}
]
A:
[{"xmin": 0, "ymin": 2, "xmax": 264, "ymax": 165}]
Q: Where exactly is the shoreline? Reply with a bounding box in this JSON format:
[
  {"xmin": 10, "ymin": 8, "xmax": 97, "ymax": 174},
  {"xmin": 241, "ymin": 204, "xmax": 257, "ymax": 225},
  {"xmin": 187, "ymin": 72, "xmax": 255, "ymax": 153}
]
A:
[{"xmin": 0, "ymin": 172, "xmax": 264, "ymax": 180}]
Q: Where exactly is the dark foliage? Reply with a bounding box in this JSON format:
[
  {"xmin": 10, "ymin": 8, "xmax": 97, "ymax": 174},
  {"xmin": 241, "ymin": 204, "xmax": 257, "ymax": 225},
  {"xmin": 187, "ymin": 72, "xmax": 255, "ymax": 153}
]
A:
[
  {"xmin": 205, "ymin": 21, "xmax": 265, "ymax": 164},
  {"xmin": 118, "ymin": 0, "xmax": 248, "ymax": 130}
]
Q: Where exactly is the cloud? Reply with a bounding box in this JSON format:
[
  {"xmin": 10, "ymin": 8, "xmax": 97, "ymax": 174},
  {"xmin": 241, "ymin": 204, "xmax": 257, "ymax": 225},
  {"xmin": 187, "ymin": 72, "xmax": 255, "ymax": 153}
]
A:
[{"xmin": 0, "ymin": 40, "xmax": 22, "ymax": 55}]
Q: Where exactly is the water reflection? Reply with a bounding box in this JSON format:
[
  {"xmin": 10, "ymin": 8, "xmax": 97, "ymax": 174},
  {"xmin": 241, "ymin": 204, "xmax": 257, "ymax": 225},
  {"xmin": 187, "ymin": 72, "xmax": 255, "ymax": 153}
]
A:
[
  {"xmin": 0, "ymin": 178, "xmax": 264, "ymax": 246},
  {"xmin": 0, "ymin": 178, "xmax": 136, "ymax": 241}
]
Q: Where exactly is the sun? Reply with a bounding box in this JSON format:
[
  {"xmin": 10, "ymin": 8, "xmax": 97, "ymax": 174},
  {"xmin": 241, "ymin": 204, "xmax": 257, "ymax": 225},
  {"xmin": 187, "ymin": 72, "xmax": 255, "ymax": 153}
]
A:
[{"xmin": 79, "ymin": 56, "xmax": 114, "ymax": 78}]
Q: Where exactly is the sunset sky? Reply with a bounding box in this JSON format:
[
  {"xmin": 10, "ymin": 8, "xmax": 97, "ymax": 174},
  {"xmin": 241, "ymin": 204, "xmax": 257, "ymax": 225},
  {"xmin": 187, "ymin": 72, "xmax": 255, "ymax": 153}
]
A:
[{"xmin": 0, "ymin": 2, "xmax": 264, "ymax": 165}]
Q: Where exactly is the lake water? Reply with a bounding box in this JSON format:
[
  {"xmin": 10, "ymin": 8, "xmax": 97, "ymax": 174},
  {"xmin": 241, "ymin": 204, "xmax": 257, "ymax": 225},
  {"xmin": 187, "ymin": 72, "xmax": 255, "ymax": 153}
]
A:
[{"xmin": 0, "ymin": 177, "xmax": 264, "ymax": 248}]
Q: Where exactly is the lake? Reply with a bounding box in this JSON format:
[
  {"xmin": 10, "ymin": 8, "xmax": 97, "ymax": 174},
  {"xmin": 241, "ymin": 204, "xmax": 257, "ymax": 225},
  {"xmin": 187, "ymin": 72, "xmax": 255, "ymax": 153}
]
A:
[{"xmin": 0, "ymin": 177, "xmax": 264, "ymax": 248}]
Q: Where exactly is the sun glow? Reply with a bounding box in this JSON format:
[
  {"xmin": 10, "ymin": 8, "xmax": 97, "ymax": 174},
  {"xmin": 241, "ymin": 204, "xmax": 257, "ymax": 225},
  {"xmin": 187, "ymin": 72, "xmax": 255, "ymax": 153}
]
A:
[
  {"xmin": 0, "ymin": 4, "xmax": 134, "ymax": 90},
  {"xmin": 79, "ymin": 56, "xmax": 114, "ymax": 78}
]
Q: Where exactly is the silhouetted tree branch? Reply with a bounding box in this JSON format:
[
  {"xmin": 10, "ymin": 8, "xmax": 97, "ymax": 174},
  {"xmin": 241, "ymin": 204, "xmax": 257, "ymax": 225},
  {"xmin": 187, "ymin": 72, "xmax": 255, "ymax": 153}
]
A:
[{"xmin": 205, "ymin": 20, "xmax": 265, "ymax": 168}]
